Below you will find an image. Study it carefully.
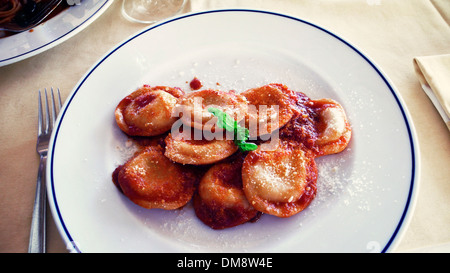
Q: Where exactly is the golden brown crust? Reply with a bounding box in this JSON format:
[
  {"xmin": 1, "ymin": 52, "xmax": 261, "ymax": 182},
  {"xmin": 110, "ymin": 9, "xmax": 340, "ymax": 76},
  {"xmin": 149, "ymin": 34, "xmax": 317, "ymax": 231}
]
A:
[
  {"xmin": 176, "ymin": 89, "xmax": 248, "ymax": 132},
  {"xmin": 242, "ymin": 83, "xmax": 298, "ymax": 137},
  {"xmin": 242, "ymin": 143, "xmax": 317, "ymax": 218},
  {"xmin": 114, "ymin": 146, "xmax": 198, "ymax": 210},
  {"xmin": 279, "ymin": 97, "xmax": 351, "ymax": 157},
  {"xmin": 194, "ymin": 156, "xmax": 259, "ymax": 229},
  {"xmin": 115, "ymin": 86, "xmax": 184, "ymax": 136},
  {"xmin": 312, "ymin": 99, "xmax": 352, "ymax": 156},
  {"xmin": 164, "ymin": 128, "xmax": 238, "ymax": 165},
  {"xmin": 111, "ymin": 82, "xmax": 352, "ymax": 229}
]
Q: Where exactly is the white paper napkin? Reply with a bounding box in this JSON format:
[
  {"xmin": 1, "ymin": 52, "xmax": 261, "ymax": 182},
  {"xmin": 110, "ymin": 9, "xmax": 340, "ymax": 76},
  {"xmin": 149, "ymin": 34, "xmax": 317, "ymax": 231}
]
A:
[{"xmin": 413, "ymin": 54, "xmax": 450, "ymax": 131}]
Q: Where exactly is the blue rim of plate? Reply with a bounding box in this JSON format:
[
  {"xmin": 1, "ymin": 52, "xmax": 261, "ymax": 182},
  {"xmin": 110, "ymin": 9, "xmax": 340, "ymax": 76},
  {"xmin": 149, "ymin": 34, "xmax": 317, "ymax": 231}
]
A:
[
  {"xmin": 0, "ymin": 0, "xmax": 113, "ymax": 66},
  {"xmin": 49, "ymin": 9, "xmax": 418, "ymax": 253}
]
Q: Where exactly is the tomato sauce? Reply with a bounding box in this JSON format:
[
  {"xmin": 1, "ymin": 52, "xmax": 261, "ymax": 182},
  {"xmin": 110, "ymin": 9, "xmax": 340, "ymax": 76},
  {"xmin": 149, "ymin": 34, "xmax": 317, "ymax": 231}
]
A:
[{"xmin": 189, "ymin": 77, "xmax": 202, "ymax": 90}]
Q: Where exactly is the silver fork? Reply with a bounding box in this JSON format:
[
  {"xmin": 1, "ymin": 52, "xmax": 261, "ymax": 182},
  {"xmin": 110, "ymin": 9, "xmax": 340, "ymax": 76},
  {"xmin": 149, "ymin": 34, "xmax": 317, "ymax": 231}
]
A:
[{"xmin": 28, "ymin": 88, "xmax": 62, "ymax": 253}]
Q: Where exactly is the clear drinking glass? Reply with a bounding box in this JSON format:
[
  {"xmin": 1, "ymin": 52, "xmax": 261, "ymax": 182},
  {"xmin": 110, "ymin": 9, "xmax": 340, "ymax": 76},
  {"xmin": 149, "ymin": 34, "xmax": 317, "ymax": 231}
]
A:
[{"xmin": 122, "ymin": 0, "xmax": 187, "ymax": 24}]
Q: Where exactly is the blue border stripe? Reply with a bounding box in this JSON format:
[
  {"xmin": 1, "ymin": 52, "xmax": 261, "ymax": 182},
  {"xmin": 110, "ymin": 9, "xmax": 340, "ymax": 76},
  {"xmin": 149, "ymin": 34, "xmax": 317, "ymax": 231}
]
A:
[{"xmin": 50, "ymin": 9, "xmax": 416, "ymax": 253}]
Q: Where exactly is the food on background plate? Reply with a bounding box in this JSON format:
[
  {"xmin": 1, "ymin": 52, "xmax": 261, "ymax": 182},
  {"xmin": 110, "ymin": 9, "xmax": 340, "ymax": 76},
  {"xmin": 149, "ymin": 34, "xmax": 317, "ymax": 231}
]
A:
[
  {"xmin": 113, "ymin": 81, "xmax": 352, "ymax": 230},
  {"xmin": 0, "ymin": 0, "xmax": 71, "ymax": 38}
]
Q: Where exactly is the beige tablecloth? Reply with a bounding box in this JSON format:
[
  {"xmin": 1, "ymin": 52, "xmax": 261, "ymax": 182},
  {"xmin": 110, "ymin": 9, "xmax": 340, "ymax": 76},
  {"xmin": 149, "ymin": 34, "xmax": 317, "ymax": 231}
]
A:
[{"xmin": 0, "ymin": 0, "xmax": 449, "ymax": 253}]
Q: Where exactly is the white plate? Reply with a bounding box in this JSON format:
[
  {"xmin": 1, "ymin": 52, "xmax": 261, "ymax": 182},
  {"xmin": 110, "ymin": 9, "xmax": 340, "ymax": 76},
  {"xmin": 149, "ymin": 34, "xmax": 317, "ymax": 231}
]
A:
[
  {"xmin": 48, "ymin": 9, "xmax": 419, "ymax": 253},
  {"xmin": 0, "ymin": 0, "xmax": 113, "ymax": 66}
]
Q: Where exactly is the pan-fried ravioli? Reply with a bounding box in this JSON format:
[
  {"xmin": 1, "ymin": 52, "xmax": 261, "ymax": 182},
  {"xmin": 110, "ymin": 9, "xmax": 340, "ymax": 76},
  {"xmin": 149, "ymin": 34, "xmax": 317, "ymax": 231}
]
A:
[
  {"xmin": 242, "ymin": 83, "xmax": 298, "ymax": 138},
  {"xmin": 280, "ymin": 97, "xmax": 351, "ymax": 156},
  {"xmin": 194, "ymin": 155, "xmax": 259, "ymax": 229},
  {"xmin": 176, "ymin": 89, "xmax": 248, "ymax": 132},
  {"xmin": 112, "ymin": 81, "xmax": 351, "ymax": 230},
  {"xmin": 113, "ymin": 146, "xmax": 197, "ymax": 210},
  {"xmin": 242, "ymin": 143, "xmax": 317, "ymax": 217},
  {"xmin": 115, "ymin": 85, "xmax": 184, "ymax": 136},
  {"xmin": 164, "ymin": 128, "xmax": 238, "ymax": 165},
  {"xmin": 311, "ymin": 99, "xmax": 351, "ymax": 156}
]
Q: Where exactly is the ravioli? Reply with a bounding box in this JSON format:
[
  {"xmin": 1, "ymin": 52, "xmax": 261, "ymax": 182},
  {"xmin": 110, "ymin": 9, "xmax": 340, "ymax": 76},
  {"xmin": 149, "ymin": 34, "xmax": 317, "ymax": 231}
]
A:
[
  {"xmin": 310, "ymin": 98, "xmax": 352, "ymax": 156},
  {"xmin": 242, "ymin": 142, "xmax": 317, "ymax": 217},
  {"xmin": 164, "ymin": 127, "xmax": 238, "ymax": 165},
  {"xmin": 279, "ymin": 95, "xmax": 351, "ymax": 156},
  {"xmin": 194, "ymin": 155, "xmax": 259, "ymax": 229},
  {"xmin": 115, "ymin": 85, "xmax": 184, "ymax": 136},
  {"xmin": 113, "ymin": 146, "xmax": 198, "ymax": 210},
  {"xmin": 242, "ymin": 83, "xmax": 298, "ymax": 138},
  {"xmin": 112, "ymin": 81, "xmax": 352, "ymax": 230},
  {"xmin": 176, "ymin": 89, "xmax": 248, "ymax": 132}
]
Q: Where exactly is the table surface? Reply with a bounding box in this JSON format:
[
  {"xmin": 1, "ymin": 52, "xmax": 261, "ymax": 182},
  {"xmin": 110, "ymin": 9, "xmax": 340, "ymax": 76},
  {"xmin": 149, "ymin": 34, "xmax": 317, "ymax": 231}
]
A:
[{"xmin": 0, "ymin": 0, "xmax": 449, "ymax": 253}]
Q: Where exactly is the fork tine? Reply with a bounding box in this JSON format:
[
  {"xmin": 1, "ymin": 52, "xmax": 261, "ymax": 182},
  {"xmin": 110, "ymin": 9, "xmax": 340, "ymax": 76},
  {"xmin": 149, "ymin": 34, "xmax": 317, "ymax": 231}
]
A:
[
  {"xmin": 51, "ymin": 88, "xmax": 62, "ymax": 127},
  {"xmin": 51, "ymin": 88, "xmax": 57, "ymax": 127},
  {"xmin": 44, "ymin": 88, "xmax": 50, "ymax": 134},
  {"xmin": 38, "ymin": 90, "xmax": 43, "ymax": 136},
  {"xmin": 57, "ymin": 88, "xmax": 62, "ymax": 109}
]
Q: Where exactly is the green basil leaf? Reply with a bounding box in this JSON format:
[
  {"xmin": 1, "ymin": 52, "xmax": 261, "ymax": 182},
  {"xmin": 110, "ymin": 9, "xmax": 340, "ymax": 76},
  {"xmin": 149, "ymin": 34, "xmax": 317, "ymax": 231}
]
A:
[
  {"xmin": 208, "ymin": 107, "xmax": 234, "ymax": 131},
  {"xmin": 238, "ymin": 142, "xmax": 258, "ymax": 152},
  {"xmin": 235, "ymin": 125, "xmax": 248, "ymax": 142},
  {"xmin": 208, "ymin": 107, "xmax": 257, "ymax": 152}
]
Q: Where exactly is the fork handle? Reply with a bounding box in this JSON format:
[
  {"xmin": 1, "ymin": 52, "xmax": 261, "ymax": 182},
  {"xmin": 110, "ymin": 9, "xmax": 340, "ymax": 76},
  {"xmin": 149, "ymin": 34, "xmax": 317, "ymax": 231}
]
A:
[{"xmin": 28, "ymin": 155, "xmax": 47, "ymax": 253}]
